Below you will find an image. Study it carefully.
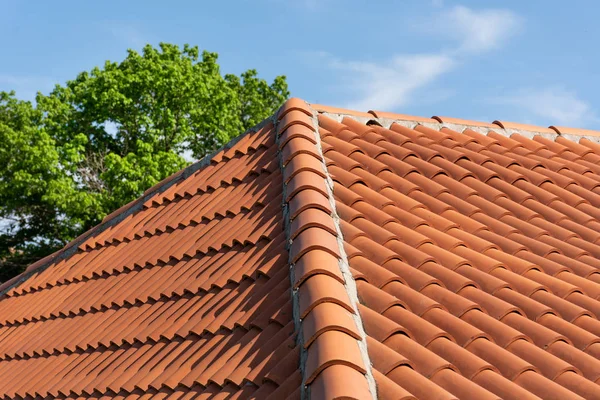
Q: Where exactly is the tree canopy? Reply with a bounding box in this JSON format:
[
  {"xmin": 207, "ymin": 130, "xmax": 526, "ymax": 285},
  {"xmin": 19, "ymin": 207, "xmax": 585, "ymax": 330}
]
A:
[{"xmin": 0, "ymin": 43, "xmax": 289, "ymax": 282}]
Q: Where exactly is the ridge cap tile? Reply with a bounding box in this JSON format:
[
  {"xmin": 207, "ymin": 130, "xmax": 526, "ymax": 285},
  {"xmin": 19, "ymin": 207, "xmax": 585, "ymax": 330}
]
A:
[{"xmin": 276, "ymin": 99, "xmax": 377, "ymax": 399}]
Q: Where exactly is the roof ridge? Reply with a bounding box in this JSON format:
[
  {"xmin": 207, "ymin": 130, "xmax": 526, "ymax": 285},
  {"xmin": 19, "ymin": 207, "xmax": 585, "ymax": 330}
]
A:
[
  {"xmin": 0, "ymin": 117, "xmax": 273, "ymax": 296},
  {"xmin": 314, "ymin": 108, "xmax": 600, "ymax": 146},
  {"xmin": 310, "ymin": 103, "xmax": 600, "ymax": 140},
  {"xmin": 275, "ymin": 98, "xmax": 377, "ymax": 399}
]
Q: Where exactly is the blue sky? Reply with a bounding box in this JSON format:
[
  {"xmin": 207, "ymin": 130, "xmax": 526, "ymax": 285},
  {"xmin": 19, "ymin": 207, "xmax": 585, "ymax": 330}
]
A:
[{"xmin": 1, "ymin": 0, "xmax": 599, "ymax": 128}]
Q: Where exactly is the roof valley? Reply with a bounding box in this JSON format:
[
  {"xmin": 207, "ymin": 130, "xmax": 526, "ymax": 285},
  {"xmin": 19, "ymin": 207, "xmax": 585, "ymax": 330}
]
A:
[{"xmin": 275, "ymin": 99, "xmax": 377, "ymax": 399}]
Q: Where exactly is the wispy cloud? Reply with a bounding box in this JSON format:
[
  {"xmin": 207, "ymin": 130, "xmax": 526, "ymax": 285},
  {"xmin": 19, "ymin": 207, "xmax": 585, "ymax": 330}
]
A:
[
  {"xmin": 493, "ymin": 87, "xmax": 596, "ymax": 127},
  {"xmin": 442, "ymin": 6, "xmax": 523, "ymax": 54},
  {"xmin": 320, "ymin": 53, "xmax": 455, "ymax": 111},
  {"xmin": 309, "ymin": 5, "xmax": 522, "ymax": 111}
]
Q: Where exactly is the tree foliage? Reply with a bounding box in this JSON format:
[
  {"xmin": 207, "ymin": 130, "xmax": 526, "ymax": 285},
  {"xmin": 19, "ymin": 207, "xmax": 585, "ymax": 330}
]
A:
[{"xmin": 0, "ymin": 43, "xmax": 289, "ymax": 281}]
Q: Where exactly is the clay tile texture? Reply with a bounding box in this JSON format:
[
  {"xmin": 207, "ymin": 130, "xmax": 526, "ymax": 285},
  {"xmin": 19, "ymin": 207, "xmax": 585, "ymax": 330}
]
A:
[{"xmin": 3, "ymin": 98, "xmax": 600, "ymax": 399}]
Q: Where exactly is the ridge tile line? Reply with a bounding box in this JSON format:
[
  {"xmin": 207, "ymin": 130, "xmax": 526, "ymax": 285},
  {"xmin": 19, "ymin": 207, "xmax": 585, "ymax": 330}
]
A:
[{"xmin": 275, "ymin": 98, "xmax": 378, "ymax": 399}]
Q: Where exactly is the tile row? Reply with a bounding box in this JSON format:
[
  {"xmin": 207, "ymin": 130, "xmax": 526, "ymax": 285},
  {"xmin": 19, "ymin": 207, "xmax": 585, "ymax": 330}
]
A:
[
  {"xmin": 9, "ymin": 189, "xmax": 282, "ymax": 298},
  {"xmin": 0, "ymin": 322, "xmax": 296, "ymax": 399},
  {"xmin": 0, "ymin": 264, "xmax": 291, "ymax": 360},
  {"xmin": 0, "ymin": 238, "xmax": 282, "ymax": 327}
]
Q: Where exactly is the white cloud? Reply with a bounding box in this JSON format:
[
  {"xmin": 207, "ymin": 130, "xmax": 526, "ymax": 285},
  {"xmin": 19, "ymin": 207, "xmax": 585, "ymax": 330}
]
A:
[
  {"xmin": 493, "ymin": 87, "xmax": 595, "ymax": 127},
  {"xmin": 306, "ymin": 5, "xmax": 522, "ymax": 111},
  {"xmin": 443, "ymin": 6, "xmax": 523, "ymax": 54},
  {"xmin": 322, "ymin": 53, "xmax": 455, "ymax": 111}
]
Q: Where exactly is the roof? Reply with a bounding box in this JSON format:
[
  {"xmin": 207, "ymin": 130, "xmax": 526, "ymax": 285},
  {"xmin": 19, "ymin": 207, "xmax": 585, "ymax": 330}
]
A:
[{"xmin": 1, "ymin": 98, "xmax": 600, "ymax": 399}]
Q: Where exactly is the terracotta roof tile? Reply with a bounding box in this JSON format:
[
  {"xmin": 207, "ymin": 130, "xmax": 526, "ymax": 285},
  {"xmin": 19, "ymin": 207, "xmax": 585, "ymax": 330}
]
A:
[{"xmin": 4, "ymin": 99, "xmax": 600, "ymax": 398}]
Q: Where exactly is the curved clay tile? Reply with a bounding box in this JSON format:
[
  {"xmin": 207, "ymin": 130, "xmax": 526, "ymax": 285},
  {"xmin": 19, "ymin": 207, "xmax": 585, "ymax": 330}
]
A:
[
  {"xmin": 289, "ymin": 208, "xmax": 337, "ymax": 239},
  {"xmin": 431, "ymin": 367, "xmax": 501, "ymax": 400},
  {"xmin": 352, "ymin": 256, "xmax": 405, "ymax": 288},
  {"xmin": 388, "ymin": 333, "xmax": 457, "ymax": 378},
  {"xmin": 310, "ymin": 364, "xmax": 373, "ymax": 399},
  {"xmin": 579, "ymin": 137, "xmax": 600, "ymax": 153},
  {"xmin": 302, "ymin": 302, "xmax": 361, "ymax": 347},
  {"xmin": 389, "ymin": 364, "xmax": 460, "ymax": 399},
  {"xmin": 425, "ymin": 308, "xmax": 490, "ymax": 350},
  {"xmin": 422, "ymin": 285, "xmax": 482, "ymax": 317},
  {"xmin": 278, "ymin": 123, "xmax": 316, "ymax": 148},
  {"xmin": 280, "ymin": 135, "xmax": 321, "ymax": 165},
  {"xmin": 277, "ymin": 97, "xmax": 313, "ymax": 120},
  {"xmin": 286, "ymin": 170, "xmax": 329, "ymax": 200},
  {"xmin": 277, "ymin": 109, "xmax": 314, "ymax": 134},
  {"xmin": 293, "ymin": 250, "xmax": 344, "ymax": 289},
  {"xmin": 513, "ymin": 369, "xmax": 581, "ymax": 400},
  {"xmin": 372, "ymin": 368, "xmax": 418, "ymax": 400},
  {"xmin": 288, "ymin": 187, "xmax": 331, "ymax": 219},
  {"xmin": 414, "ymin": 124, "xmax": 453, "ymax": 143},
  {"xmin": 366, "ymin": 335, "xmax": 414, "ymax": 374},
  {"xmin": 317, "ymin": 113, "xmax": 351, "ymax": 135},
  {"xmin": 546, "ymin": 340, "xmax": 600, "ymax": 382}
]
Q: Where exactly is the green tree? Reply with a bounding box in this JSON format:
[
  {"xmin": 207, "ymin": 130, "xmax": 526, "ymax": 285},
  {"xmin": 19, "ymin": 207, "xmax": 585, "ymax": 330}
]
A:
[{"xmin": 0, "ymin": 43, "xmax": 289, "ymax": 282}]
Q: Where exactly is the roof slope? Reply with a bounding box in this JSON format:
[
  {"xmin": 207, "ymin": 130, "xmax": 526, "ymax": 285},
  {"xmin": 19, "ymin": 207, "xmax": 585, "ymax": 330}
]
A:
[
  {"xmin": 3, "ymin": 98, "xmax": 600, "ymax": 399},
  {"xmin": 0, "ymin": 122, "xmax": 301, "ymax": 399},
  {"xmin": 313, "ymin": 105, "xmax": 600, "ymax": 400}
]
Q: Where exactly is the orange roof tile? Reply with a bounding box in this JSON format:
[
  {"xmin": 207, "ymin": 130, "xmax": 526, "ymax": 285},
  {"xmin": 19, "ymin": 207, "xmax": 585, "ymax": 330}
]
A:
[{"xmin": 3, "ymin": 98, "xmax": 600, "ymax": 399}]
